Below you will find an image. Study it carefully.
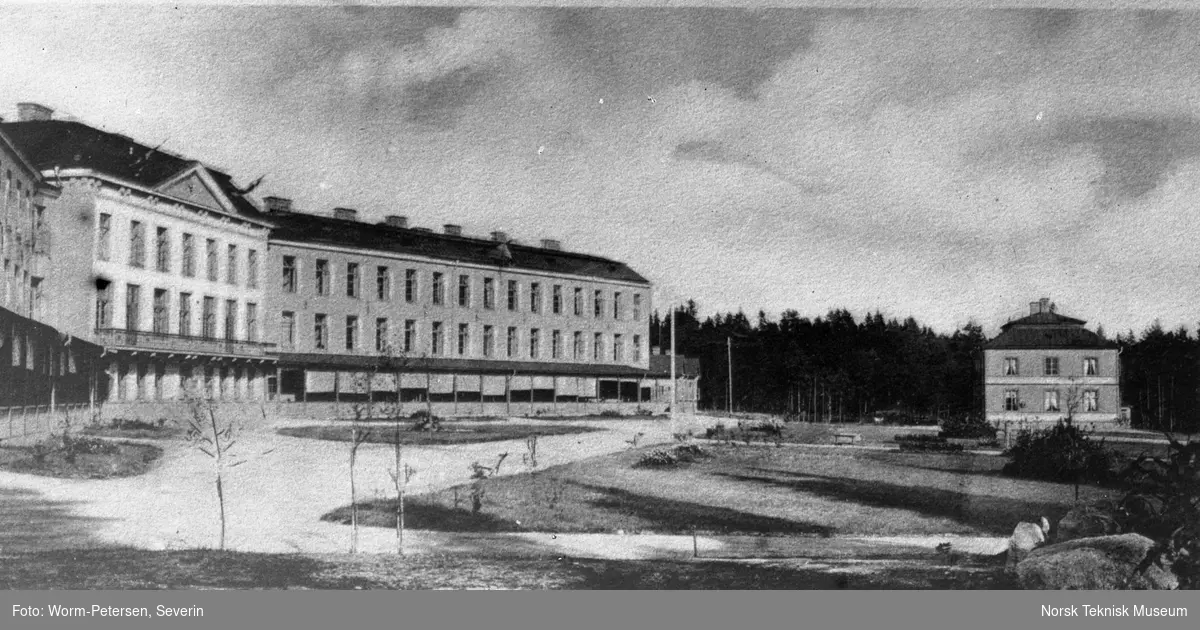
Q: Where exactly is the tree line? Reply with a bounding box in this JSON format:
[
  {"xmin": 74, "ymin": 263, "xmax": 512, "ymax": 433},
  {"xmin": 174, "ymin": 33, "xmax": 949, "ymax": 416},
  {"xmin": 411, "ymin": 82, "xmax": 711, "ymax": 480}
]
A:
[{"xmin": 650, "ymin": 302, "xmax": 1200, "ymax": 432}]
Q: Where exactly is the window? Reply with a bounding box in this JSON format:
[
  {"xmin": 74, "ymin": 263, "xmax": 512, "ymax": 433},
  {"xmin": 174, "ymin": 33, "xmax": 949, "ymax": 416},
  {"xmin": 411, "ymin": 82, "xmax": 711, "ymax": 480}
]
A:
[
  {"xmin": 432, "ymin": 272, "xmax": 444, "ymax": 305},
  {"xmin": 314, "ymin": 314, "xmax": 328, "ymax": 350},
  {"xmin": 281, "ymin": 311, "xmax": 295, "ymax": 348},
  {"xmin": 1044, "ymin": 389, "xmax": 1060, "ymax": 412},
  {"xmin": 507, "ymin": 280, "xmax": 518, "ymax": 311},
  {"xmin": 247, "ymin": 249, "xmax": 258, "ymax": 289},
  {"xmin": 179, "ymin": 292, "xmax": 192, "ymax": 336},
  {"xmin": 152, "ymin": 228, "xmax": 169, "ymax": 272},
  {"xmin": 593, "ymin": 333, "xmax": 603, "ymax": 360},
  {"xmin": 405, "ymin": 269, "xmax": 417, "ymax": 302},
  {"xmin": 507, "ymin": 327, "xmax": 518, "ymax": 358},
  {"xmin": 1044, "ymin": 357, "xmax": 1059, "ymax": 376},
  {"xmin": 206, "ymin": 239, "xmax": 218, "ymax": 281},
  {"xmin": 574, "ymin": 287, "xmax": 583, "ymax": 316},
  {"xmin": 246, "ymin": 303, "xmax": 258, "ymax": 342},
  {"xmin": 376, "ymin": 266, "xmax": 390, "ymax": 301},
  {"xmin": 552, "ymin": 330, "xmax": 562, "ymax": 359},
  {"xmin": 1004, "ymin": 358, "xmax": 1019, "ymax": 376},
  {"xmin": 594, "ymin": 290, "xmax": 604, "ymax": 318},
  {"xmin": 530, "ymin": 282, "xmax": 541, "ymax": 313},
  {"xmin": 152, "ymin": 289, "xmax": 169, "ymax": 333},
  {"xmin": 226, "ymin": 244, "xmax": 238, "ymax": 284},
  {"xmin": 483, "ymin": 277, "xmax": 495, "ymax": 309},
  {"xmin": 202, "ymin": 296, "xmax": 216, "ymax": 338},
  {"xmin": 97, "ymin": 213, "xmax": 111, "ymax": 261},
  {"xmin": 458, "ymin": 323, "xmax": 470, "ymax": 355},
  {"xmin": 573, "ymin": 331, "xmax": 583, "ymax": 360},
  {"xmin": 129, "ymin": 221, "xmax": 146, "ymax": 267},
  {"xmin": 315, "ymin": 260, "xmax": 330, "ymax": 295},
  {"xmin": 224, "ymin": 300, "xmax": 237, "ymax": 340},
  {"xmin": 633, "ymin": 294, "xmax": 642, "ymax": 321},
  {"xmin": 483, "ymin": 325, "xmax": 495, "ymax": 357},
  {"xmin": 403, "ymin": 320, "xmax": 416, "ymax": 353},
  {"xmin": 1083, "ymin": 390, "xmax": 1098, "ymax": 412},
  {"xmin": 95, "ymin": 282, "xmax": 113, "ymax": 328},
  {"xmin": 346, "ymin": 263, "xmax": 359, "ymax": 298},
  {"xmin": 1004, "ymin": 390, "xmax": 1020, "ymax": 411},
  {"xmin": 177, "ymin": 233, "xmax": 195, "ymax": 277},
  {"xmin": 345, "ymin": 316, "xmax": 359, "ymax": 350},
  {"xmin": 613, "ymin": 334, "xmax": 624, "ymax": 362},
  {"xmin": 431, "ymin": 322, "xmax": 444, "ymax": 355},
  {"xmin": 613, "ymin": 292, "xmax": 622, "ymax": 320},
  {"xmin": 552, "ymin": 285, "xmax": 563, "ymax": 314},
  {"xmin": 633, "ymin": 334, "xmax": 642, "ymax": 361},
  {"xmin": 375, "ymin": 318, "xmax": 389, "ymax": 352},
  {"xmin": 125, "ymin": 284, "xmax": 141, "ymax": 331},
  {"xmin": 529, "ymin": 328, "xmax": 540, "ymax": 358},
  {"xmin": 1083, "ymin": 358, "xmax": 1098, "ymax": 376},
  {"xmin": 282, "ymin": 255, "xmax": 296, "ymax": 292},
  {"xmin": 458, "ymin": 274, "xmax": 471, "ymax": 307}
]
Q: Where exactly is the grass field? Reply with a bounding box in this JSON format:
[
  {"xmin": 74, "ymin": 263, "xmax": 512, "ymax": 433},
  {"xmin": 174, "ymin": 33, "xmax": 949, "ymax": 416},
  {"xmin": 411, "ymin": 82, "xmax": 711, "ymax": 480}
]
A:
[
  {"xmin": 334, "ymin": 442, "xmax": 1116, "ymax": 537},
  {"xmin": 0, "ymin": 439, "xmax": 163, "ymax": 479},
  {"xmin": 277, "ymin": 424, "xmax": 602, "ymax": 446},
  {"xmin": 0, "ymin": 547, "xmax": 1013, "ymax": 589}
]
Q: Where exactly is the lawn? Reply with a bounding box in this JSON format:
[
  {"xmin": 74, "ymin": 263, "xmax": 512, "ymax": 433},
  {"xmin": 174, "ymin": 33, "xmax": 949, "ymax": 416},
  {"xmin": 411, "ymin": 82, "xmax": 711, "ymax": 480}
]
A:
[
  {"xmin": 277, "ymin": 423, "xmax": 602, "ymax": 446},
  {"xmin": 0, "ymin": 437, "xmax": 162, "ymax": 479},
  {"xmin": 333, "ymin": 442, "xmax": 1116, "ymax": 538},
  {"xmin": 0, "ymin": 547, "xmax": 1013, "ymax": 589}
]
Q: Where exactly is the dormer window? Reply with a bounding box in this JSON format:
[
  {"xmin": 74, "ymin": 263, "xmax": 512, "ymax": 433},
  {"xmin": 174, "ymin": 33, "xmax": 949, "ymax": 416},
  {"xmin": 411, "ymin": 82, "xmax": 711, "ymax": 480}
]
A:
[{"xmin": 1003, "ymin": 358, "xmax": 1018, "ymax": 376}]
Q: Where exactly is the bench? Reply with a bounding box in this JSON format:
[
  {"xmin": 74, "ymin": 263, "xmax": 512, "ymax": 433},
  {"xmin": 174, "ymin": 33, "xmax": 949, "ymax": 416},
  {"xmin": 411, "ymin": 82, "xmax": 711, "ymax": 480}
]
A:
[{"xmin": 833, "ymin": 432, "xmax": 862, "ymax": 445}]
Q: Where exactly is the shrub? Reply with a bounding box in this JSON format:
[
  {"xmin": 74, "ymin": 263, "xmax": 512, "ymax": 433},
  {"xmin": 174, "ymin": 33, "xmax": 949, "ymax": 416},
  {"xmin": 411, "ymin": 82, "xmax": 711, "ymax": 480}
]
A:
[
  {"xmin": 598, "ymin": 409, "xmax": 625, "ymax": 418},
  {"xmin": 940, "ymin": 415, "xmax": 997, "ymax": 440},
  {"xmin": 1002, "ymin": 421, "xmax": 1120, "ymax": 485},
  {"xmin": 673, "ymin": 443, "xmax": 709, "ymax": 462},
  {"xmin": 1116, "ymin": 437, "xmax": 1200, "ymax": 589},
  {"xmin": 107, "ymin": 418, "xmax": 166, "ymax": 432},
  {"xmin": 635, "ymin": 448, "xmax": 679, "ymax": 468},
  {"xmin": 409, "ymin": 410, "xmax": 443, "ymax": 432}
]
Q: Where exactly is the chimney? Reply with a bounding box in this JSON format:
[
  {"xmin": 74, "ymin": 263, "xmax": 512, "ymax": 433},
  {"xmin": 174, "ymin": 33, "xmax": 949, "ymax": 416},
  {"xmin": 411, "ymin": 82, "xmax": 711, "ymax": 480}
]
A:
[
  {"xmin": 1040, "ymin": 297, "xmax": 1051, "ymax": 314},
  {"xmin": 443, "ymin": 224, "xmax": 462, "ymax": 236},
  {"xmin": 383, "ymin": 215, "xmax": 408, "ymax": 229},
  {"xmin": 1030, "ymin": 301, "xmax": 1040, "ymax": 316},
  {"xmin": 540, "ymin": 239, "xmax": 562, "ymax": 251},
  {"xmin": 333, "ymin": 207, "xmax": 358, "ymax": 221},
  {"xmin": 263, "ymin": 196, "xmax": 292, "ymax": 213},
  {"xmin": 17, "ymin": 102, "xmax": 53, "ymax": 122},
  {"xmin": 490, "ymin": 230, "xmax": 508, "ymax": 242}
]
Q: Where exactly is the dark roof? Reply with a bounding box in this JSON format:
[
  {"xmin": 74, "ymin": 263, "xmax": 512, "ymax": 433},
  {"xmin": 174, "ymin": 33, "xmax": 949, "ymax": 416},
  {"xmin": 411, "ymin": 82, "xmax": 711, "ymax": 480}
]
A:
[
  {"xmin": 0, "ymin": 120, "xmax": 265, "ymax": 218},
  {"xmin": 986, "ymin": 311, "xmax": 1117, "ymax": 350},
  {"xmin": 275, "ymin": 353, "xmax": 658, "ymax": 378},
  {"xmin": 266, "ymin": 210, "xmax": 650, "ymax": 284},
  {"xmin": 648, "ymin": 354, "xmax": 700, "ymax": 378}
]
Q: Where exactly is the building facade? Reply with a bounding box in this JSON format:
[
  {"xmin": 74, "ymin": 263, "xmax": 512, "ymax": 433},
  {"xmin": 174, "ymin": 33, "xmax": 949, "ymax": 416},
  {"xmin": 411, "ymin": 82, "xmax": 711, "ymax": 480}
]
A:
[
  {"xmin": 983, "ymin": 298, "xmax": 1120, "ymax": 425},
  {"xmin": 1, "ymin": 106, "xmax": 277, "ymax": 408}
]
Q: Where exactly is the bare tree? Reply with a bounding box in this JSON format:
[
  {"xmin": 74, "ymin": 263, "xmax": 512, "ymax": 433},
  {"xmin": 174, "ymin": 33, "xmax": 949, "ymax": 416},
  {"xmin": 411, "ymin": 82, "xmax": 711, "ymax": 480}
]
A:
[
  {"xmin": 183, "ymin": 392, "xmax": 239, "ymax": 550},
  {"xmin": 346, "ymin": 371, "xmax": 377, "ymax": 554}
]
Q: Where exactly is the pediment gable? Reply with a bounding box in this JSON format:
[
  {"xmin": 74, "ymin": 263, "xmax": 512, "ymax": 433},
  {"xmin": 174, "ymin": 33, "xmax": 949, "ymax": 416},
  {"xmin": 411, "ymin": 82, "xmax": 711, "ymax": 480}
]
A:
[{"xmin": 155, "ymin": 164, "xmax": 235, "ymax": 214}]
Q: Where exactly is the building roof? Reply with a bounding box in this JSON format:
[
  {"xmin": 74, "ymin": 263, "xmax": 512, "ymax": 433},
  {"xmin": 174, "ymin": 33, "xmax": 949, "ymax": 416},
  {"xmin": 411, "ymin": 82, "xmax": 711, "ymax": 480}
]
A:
[
  {"xmin": 0, "ymin": 120, "xmax": 265, "ymax": 218},
  {"xmin": 647, "ymin": 354, "xmax": 701, "ymax": 378},
  {"xmin": 985, "ymin": 311, "xmax": 1117, "ymax": 350},
  {"xmin": 266, "ymin": 210, "xmax": 650, "ymax": 285},
  {"xmin": 275, "ymin": 353, "xmax": 657, "ymax": 378}
]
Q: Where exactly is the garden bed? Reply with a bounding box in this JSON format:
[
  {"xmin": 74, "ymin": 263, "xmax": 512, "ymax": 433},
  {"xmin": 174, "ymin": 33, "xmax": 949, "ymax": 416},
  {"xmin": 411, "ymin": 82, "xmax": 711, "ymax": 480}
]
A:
[
  {"xmin": 0, "ymin": 437, "xmax": 163, "ymax": 479},
  {"xmin": 277, "ymin": 424, "xmax": 602, "ymax": 446},
  {"xmin": 83, "ymin": 418, "xmax": 183, "ymax": 440}
]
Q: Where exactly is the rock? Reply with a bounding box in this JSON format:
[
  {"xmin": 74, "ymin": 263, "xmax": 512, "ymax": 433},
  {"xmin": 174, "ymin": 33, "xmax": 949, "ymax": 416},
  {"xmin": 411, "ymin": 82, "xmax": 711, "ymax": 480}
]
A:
[
  {"xmin": 1005, "ymin": 517, "xmax": 1050, "ymax": 574},
  {"xmin": 1016, "ymin": 533, "xmax": 1179, "ymax": 590},
  {"xmin": 1056, "ymin": 505, "xmax": 1120, "ymax": 543}
]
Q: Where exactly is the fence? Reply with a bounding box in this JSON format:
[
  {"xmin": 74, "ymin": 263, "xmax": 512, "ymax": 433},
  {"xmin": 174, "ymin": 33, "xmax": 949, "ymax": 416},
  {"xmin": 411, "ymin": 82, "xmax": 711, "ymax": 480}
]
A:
[{"xmin": 0, "ymin": 403, "xmax": 93, "ymax": 445}]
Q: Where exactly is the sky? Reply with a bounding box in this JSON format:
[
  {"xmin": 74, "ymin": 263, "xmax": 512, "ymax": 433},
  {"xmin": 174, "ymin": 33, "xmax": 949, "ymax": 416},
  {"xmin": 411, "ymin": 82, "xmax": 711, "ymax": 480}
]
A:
[{"xmin": 1, "ymin": 4, "xmax": 1198, "ymax": 337}]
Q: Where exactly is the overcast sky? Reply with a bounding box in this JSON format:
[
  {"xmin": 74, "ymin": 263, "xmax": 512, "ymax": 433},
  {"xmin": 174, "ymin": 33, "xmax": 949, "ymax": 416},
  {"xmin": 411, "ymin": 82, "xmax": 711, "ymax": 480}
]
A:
[{"xmin": 2, "ymin": 5, "xmax": 1197, "ymax": 337}]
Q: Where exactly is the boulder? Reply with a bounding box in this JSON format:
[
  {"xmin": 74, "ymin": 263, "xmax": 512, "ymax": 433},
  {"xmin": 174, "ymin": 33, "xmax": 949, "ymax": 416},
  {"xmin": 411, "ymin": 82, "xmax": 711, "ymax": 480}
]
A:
[
  {"xmin": 1005, "ymin": 517, "xmax": 1050, "ymax": 574},
  {"xmin": 1016, "ymin": 533, "xmax": 1178, "ymax": 590},
  {"xmin": 1055, "ymin": 505, "xmax": 1120, "ymax": 543}
]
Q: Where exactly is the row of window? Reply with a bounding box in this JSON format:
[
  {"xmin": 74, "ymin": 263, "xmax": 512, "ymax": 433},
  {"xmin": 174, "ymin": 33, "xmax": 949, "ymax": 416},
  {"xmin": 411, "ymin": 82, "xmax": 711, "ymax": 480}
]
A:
[
  {"xmin": 109, "ymin": 362, "xmax": 264, "ymax": 402},
  {"xmin": 280, "ymin": 256, "xmax": 642, "ymax": 319},
  {"xmin": 279, "ymin": 311, "xmax": 643, "ymax": 363},
  {"xmin": 1002, "ymin": 357, "xmax": 1100, "ymax": 377},
  {"xmin": 98, "ymin": 214, "xmax": 259, "ymax": 288},
  {"xmin": 1003, "ymin": 389, "xmax": 1100, "ymax": 412},
  {"xmin": 95, "ymin": 283, "xmax": 259, "ymax": 342},
  {"xmin": 5, "ymin": 323, "xmax": 78, "ymax": 375}
]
